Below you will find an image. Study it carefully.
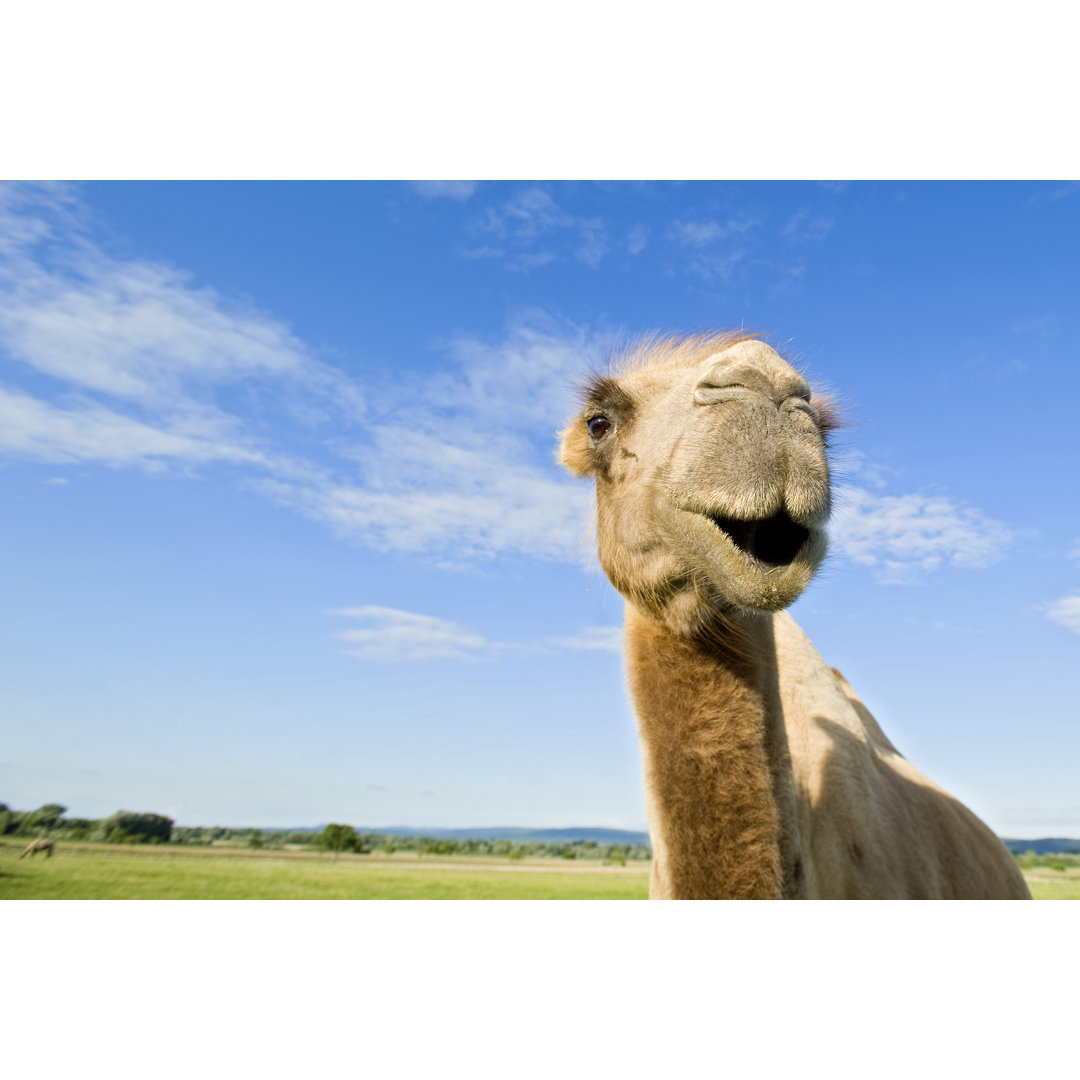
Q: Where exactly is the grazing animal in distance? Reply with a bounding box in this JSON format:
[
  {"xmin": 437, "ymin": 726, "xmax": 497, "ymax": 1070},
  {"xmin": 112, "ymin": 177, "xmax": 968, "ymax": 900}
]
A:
[
  {"xmin": 19, "ymin": 837, "xmax": 55, "ymax": 859},
  {"xmin": 559, "ymin": 331, "xmax": 1030, "ymax": 899}
]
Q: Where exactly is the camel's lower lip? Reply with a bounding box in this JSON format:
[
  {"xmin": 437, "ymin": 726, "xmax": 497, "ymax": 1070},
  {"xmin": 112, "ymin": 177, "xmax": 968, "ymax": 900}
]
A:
[{"xmin": 708, "ymin": 511, "xmax": 810, "ymax": 570}]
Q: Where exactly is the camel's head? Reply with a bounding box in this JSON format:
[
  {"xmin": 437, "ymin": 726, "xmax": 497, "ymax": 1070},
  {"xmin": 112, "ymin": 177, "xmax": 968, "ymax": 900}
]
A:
[{"xmin": 560, "ymin": 334, "xmax": 837, "ymax": 636}]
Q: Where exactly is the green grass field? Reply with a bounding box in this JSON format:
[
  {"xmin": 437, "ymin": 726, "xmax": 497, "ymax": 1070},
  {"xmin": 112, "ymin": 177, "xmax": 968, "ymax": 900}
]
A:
[
  {"xmin": 0, "ymin": 841, "xmax": 651, "ymax": 900},
  {"xmin": 1021, "ymin": 873, "xmax": 1080, "ymax": 900},
  {"xmin": 3, "ymin": 840, "xmax": 1076, "ymax": 899}
]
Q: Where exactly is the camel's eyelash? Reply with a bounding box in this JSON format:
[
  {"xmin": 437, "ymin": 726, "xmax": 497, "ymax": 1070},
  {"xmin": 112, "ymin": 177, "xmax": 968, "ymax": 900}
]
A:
[{"xmin": 579, "ymin": 374, "xmax": 634, "ymax": 417}]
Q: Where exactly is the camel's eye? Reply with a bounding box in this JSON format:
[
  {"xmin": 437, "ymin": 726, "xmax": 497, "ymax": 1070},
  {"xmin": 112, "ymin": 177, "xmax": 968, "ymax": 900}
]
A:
[{"xmin": 588, "ymin": 416, "xmax": 612, "ymax": 440}]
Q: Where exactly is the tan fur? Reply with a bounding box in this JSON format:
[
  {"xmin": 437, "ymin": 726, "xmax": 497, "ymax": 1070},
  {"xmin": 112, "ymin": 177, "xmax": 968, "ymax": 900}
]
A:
[
  {"xmin": 626, "ymin": 605, "xmax": 785, "ymax": 898},
  {"xmin": 561, "ymin": 333, "xmax": 1029, "ymax": 900}
]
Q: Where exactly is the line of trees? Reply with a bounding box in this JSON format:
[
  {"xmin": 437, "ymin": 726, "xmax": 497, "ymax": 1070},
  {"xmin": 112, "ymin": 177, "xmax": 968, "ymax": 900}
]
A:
[
  {"xmin": 0, "ymin": 802, "xmax": 652, "ymax": 861},
  {"xmin": 1, "ymin": 803, "xmax": 173, "ymax": 844},
  {"xmin": 176, "ymin": 824, "xmax": 653, "ymax": 862},
  {"xmin": 1013, "ymin": 850, "xmax": 1080, "ymax": 872},
  {"xmin": 6, "ymin": 800, "xmax": 1079, "ymax": 870}
]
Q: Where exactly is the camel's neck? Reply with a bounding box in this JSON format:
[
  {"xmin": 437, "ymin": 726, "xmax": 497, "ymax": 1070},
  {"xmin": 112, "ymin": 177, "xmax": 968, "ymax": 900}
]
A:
[{"xmin": 624, "ymin": 604, "xmax": 804, "ymax": 900}]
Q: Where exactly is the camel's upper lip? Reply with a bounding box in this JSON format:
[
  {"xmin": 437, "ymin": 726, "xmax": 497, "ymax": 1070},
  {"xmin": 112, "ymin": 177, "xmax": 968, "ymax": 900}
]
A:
[{"xmin": 706, "ymin": 510, "xmax": 810, "ymax": 570}]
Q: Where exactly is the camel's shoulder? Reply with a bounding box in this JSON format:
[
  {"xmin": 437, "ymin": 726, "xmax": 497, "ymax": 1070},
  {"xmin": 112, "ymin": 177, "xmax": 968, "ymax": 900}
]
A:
[
  {"xmin": 772, "ymin": 613, "xmax": 1028, "ymax": 898},
  {"xmin": 826, "ymin": 666, "xmax": 902, "ymax": 756},
  {"xmin": 771, "ymin": 612, "xmax": 891, "ymax": 744},
  {"xmin": 771, "ymin": 611, "xmax": 919, "ymax": 798}
]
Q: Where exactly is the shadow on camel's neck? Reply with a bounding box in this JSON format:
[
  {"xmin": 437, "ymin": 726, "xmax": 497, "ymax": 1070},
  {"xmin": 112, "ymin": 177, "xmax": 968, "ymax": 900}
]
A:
[{"xmin": 624, "ymin": 604, "xmax": 805, "ymax": 900}]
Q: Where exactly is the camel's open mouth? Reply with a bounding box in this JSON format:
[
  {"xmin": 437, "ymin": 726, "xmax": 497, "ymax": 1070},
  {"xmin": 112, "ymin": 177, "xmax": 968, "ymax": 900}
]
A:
[{"xmin": 709, "ymin": 510, "xmax": 810, "ymax": 570}]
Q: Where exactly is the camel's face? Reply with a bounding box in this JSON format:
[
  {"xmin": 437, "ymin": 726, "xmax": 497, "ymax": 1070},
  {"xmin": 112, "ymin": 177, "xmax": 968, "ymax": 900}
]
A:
[{"xmin": 561, "ymin": 337, "xmax": 833, "ymax": 630}]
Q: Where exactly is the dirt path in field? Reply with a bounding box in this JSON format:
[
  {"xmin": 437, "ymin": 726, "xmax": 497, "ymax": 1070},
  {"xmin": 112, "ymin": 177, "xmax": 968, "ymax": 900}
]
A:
[
  {"xmin": 353, "ymin": 857, "xmax": 650, "ymax": 876},
  {"xmin": 0, "ymin": 840, "xmax": 649, "ymax": 876}
]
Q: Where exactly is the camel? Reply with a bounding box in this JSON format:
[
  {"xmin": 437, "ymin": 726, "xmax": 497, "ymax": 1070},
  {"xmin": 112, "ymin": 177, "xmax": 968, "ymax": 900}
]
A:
[
  {"xmin": 560, "ymin": 332, "xmax": 1029, "ymax": 899},
  {"xmin": 19, "ymin": 837, "xmax": 54, "ymax": 859}
]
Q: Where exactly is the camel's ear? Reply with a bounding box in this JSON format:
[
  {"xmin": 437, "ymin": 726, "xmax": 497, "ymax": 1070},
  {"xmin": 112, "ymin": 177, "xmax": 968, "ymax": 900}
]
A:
[{"xmin": 559, "ymin": 418, "xmax": 595, "ymax": 477}]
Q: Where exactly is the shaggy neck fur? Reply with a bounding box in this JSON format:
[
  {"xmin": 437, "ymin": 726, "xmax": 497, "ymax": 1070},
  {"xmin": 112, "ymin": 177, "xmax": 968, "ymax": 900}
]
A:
[{"xmin": 624, "ymin": 604, "xmax": 805, "ymax": 900}]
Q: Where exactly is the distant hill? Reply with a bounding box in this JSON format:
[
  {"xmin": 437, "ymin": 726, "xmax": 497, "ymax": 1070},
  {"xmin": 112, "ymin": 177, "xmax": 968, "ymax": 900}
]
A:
[
  {"xmin": 1001, "ymin": 838, "xmax": 1080, "ymax": 855},
  {"xmin": 261, "ymin": 826, "xmax": 1080, "ymax": 855}
]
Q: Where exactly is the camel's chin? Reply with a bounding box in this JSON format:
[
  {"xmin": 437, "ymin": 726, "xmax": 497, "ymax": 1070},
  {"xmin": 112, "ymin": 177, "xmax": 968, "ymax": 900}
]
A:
[{"xmin": 663, "ymin": 507, "xmax": 827, "ymax": 613}]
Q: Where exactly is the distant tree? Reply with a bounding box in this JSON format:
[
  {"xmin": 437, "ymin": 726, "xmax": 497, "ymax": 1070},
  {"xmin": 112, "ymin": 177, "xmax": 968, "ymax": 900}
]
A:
[
  {"xmin": 317, "ymin": 823, "xmax": 357, "ymax": 861},
  {"xmin": 29, "ymin": 804, "xmax": 67, "ymax": 831},
  {"xmin": 172, "ymin": 827, "xmax": 211, "ymax": 845},
  {"xmin": 64, "ymin": 818, "xmax": 92, "ymax": 841},
  {"xmin": 102, "ymin": 811, "xmax": 173, "ymax": 844},
  {"xmin": 422, "ymin": 839, "xmax": 455, "ymax": 856},
  {"xmin": 247, "ymin": 831, "xmax": 265, "ymax": 850},
  {"xmin": 508, "ymin": 847, "xmax": 525, "ymax": 861},
  {"xmin": 604, "ymin": 845, "xmax": 628, "ymax": 867}
]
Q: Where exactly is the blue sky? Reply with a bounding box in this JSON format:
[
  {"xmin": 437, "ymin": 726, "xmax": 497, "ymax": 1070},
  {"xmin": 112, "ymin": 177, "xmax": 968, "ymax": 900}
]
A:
[{"xmin": 1, "ymin": 180, "xmax": 1077, "ymax": 836}]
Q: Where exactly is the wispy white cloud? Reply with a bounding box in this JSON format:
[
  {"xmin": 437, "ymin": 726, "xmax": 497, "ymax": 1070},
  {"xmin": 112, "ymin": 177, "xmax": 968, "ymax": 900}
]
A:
[
  {"xmin": 0, "ymin": 182, "xmax": 363, "ymax": 476},
  {"xmin": 330, "ymin": 606, "xmax": 623, "ymax": 661},
  {"xmin": 331, "ymin": 606, "xmax": 491, "ymax": 660},
  {"xmin": 626, "ymin": 225, "xmax": 648, "ymax": 255},
  {"xmin": 263, "ymin": 459, "xmax": 590, "ymax": 563},
  {"xmin": 437, "ymin": 313, "xmax": 603, "ymax": 426},
  {"xmin": 782, "ymin": 210, "xmax": 834, "ymax": 243},
  {"xmin": 669, "ymin": 217, "xmax": 758, "ymax": 247},
  {"xmin": 0, "ymin": 383, "xmax": 266, "ymax": 469},
  {"xmin": 1011, "ymin": 311, "xmax": 1061, "ymax": 354},
  {"xmin": 1029, "ymin": 182, "xmax": 1080, "ymax": 203},
  {"xmin": 575, "ymin": 220, "xmax": 608, "ymax": 269},
  {"xmin": 829, "ymin": 448, "xmax": 898, "ymax": 491},
  {"xmin": 0, "ymin": 183, "xmax": 1019, "ymax": 591},
  {"xmin": 0, "ymin": 186, "xmax": 355, "ymax": 406},
  {"xmin": 508, "ymin": 251, "xmax": 559, "ymax": 273},
  {"xmin": 471, "ymin": 187, "xmax": 610, "ymax": 271},
  {"xmin": 1043, "ymin": 595, "xmax": 1080, "ymax": 634},
  {"xmin": 409, "ymin": 181, "xmax": 478, "ymax": 200},
  {"xmin": 547, "ymin": 626, "xmax": 622, "ymax": 653},
  {"xmin": 828, "ymin": 448, "xmax": 1017, "ymax": 583},
  {"xmin": 259, "ymin": 314, "xmax": 606, "ymax": 563},
  {"xmin": 688, "ymin": 248, "xmax": 748, "ymax": 284},
  {"xmin": 459, "ymin": 245, "xmax": 506, "ymax": 260},
  {"xmin": 0, "ymin": 260, "xmax": 308, "ymax": 403},
  {"xmin": 0, "ymin": 184, "xmax": 604, "ymax": 566},
  {"xmin": 478, "ymin": 187, "xmax": 574, "ymax": 242},
  {"xmin": 831, "ymin": 487, "xmax": 1015, "ymax": 583},
  {"xmin": 666, "ymin": 216, "xmax": 757, "ymax": 284}
]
